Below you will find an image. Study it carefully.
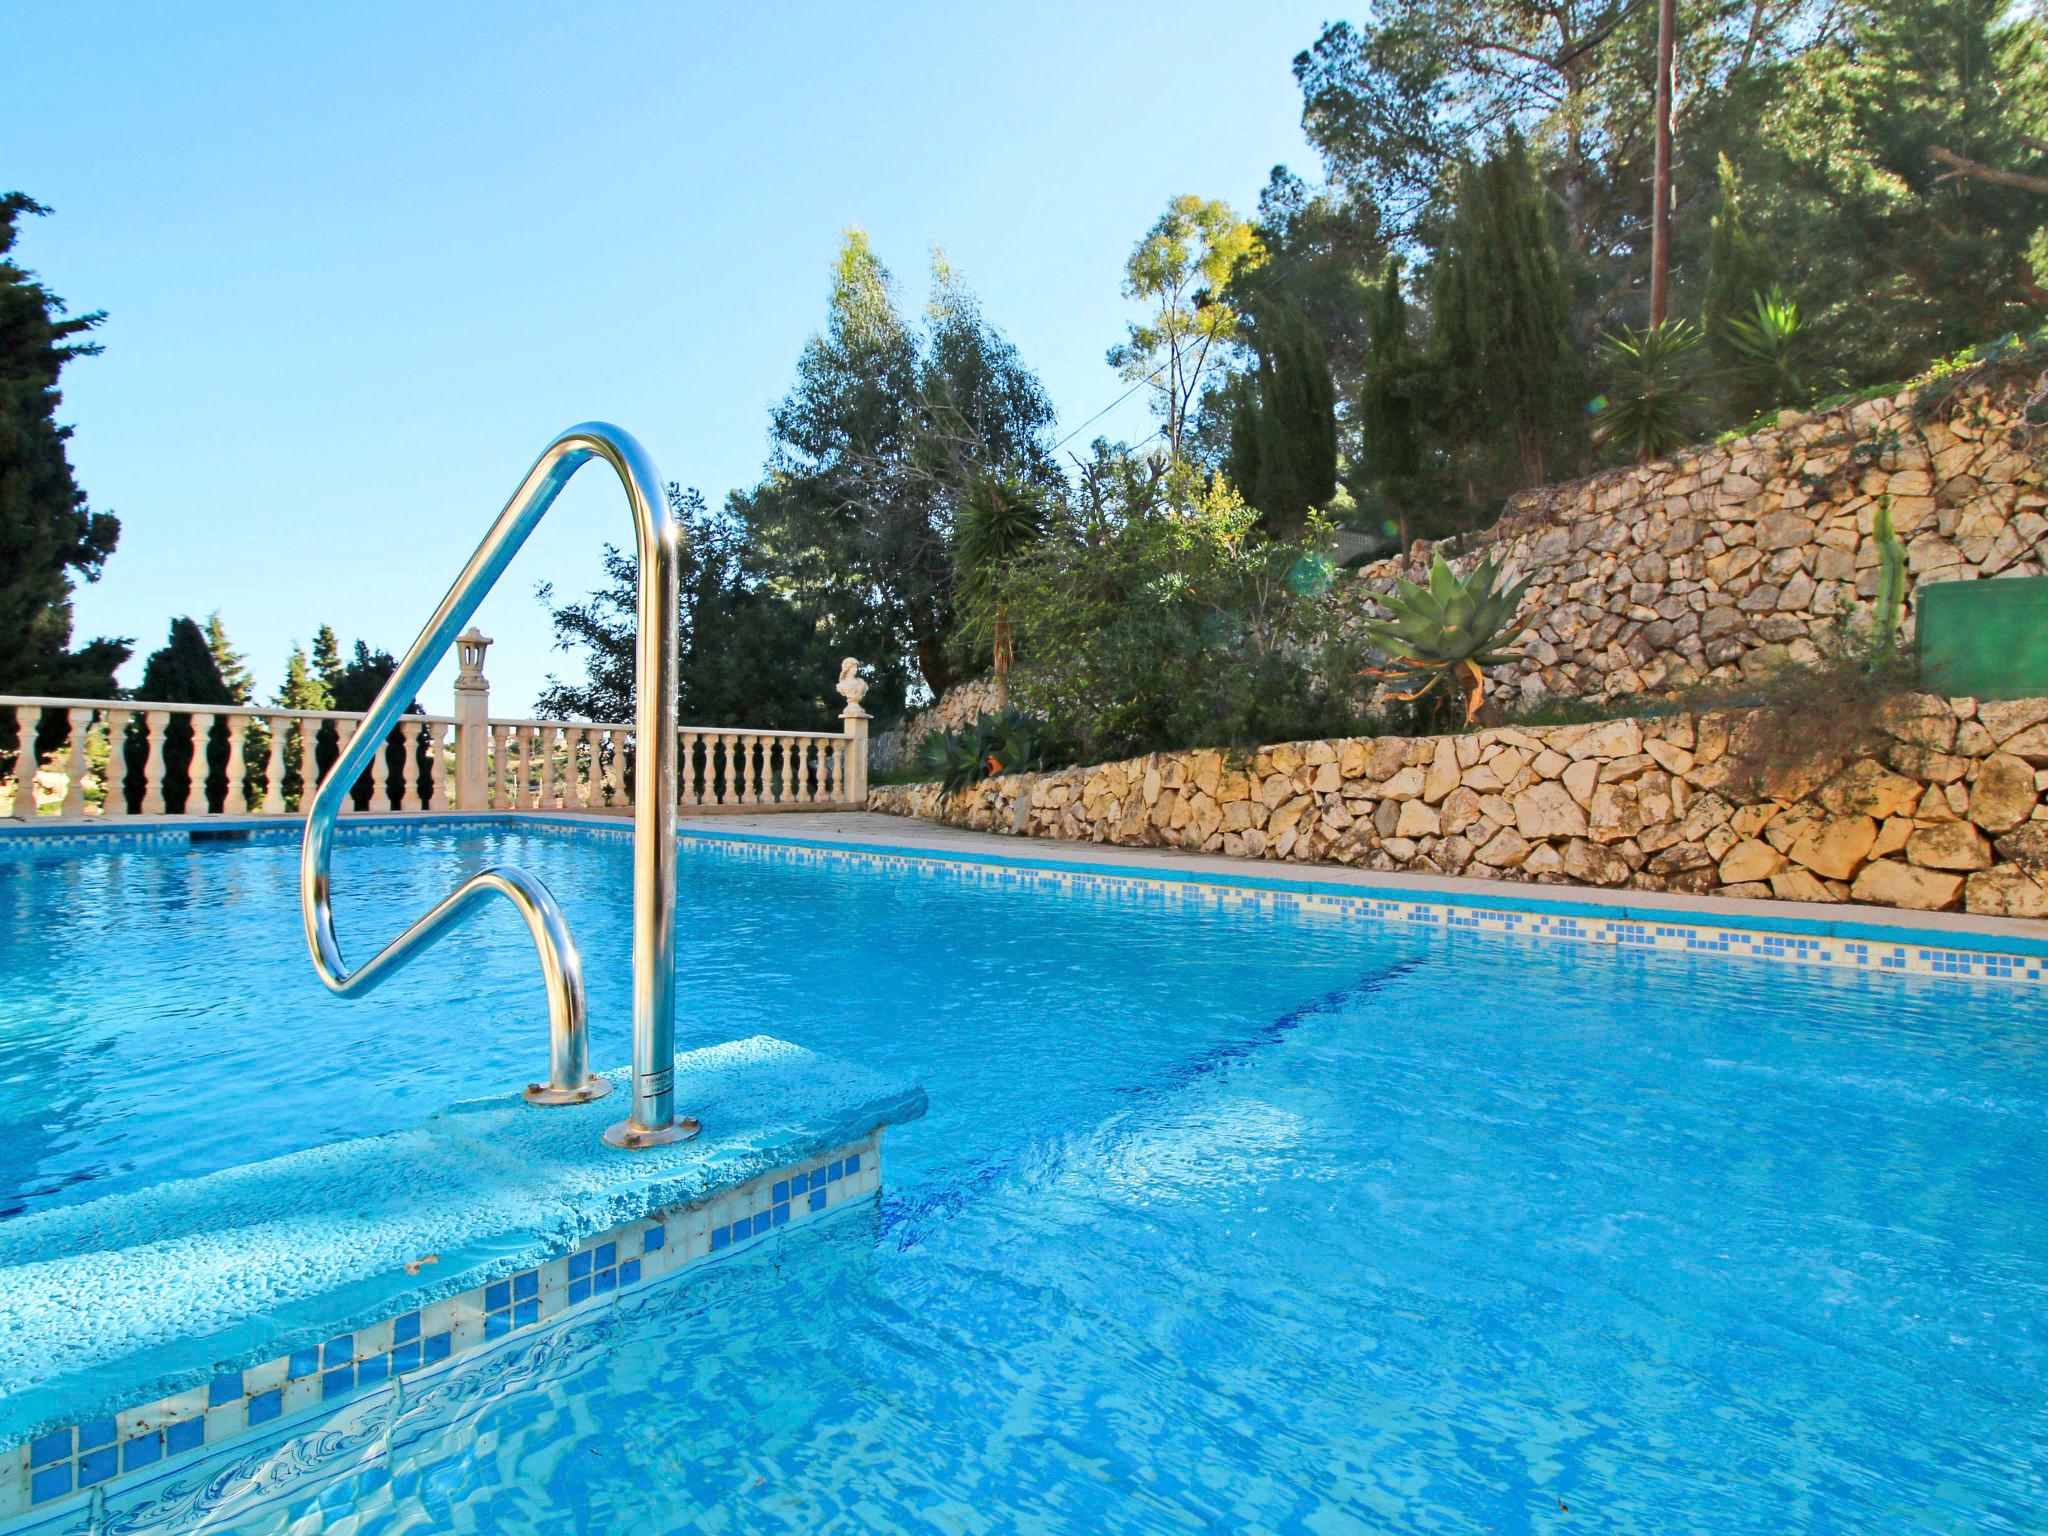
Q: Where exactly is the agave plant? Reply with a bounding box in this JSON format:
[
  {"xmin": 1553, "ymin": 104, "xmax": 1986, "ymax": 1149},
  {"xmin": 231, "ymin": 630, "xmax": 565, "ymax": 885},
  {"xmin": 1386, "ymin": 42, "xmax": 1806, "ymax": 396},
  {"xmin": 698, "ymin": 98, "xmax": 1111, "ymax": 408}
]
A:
[
  {"xmin": 1594, "ymin": 319, "xmax": 1705, "ymax": 463},
  {"xmin": 1360, "ymin": 553, "xmax": 1533, "ymax": 726},
  {"xmin": 913, "ymin": 707, "xmax": 1054, "ymax": 794}
]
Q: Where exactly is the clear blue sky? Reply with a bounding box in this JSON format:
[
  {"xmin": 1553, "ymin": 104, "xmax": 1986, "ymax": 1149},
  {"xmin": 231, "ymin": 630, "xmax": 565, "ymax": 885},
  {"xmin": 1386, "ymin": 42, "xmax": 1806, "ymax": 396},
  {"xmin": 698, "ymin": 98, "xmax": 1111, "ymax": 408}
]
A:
[{"xmin": 10, "ymin": 1, "xmax": 1335, "ymax": 713}]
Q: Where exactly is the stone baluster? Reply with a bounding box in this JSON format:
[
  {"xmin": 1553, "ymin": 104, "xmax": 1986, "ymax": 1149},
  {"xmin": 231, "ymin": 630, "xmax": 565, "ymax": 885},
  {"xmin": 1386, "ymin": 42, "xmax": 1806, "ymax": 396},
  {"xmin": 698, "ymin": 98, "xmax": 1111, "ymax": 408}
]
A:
[
  {"xmin": 769, "ymin": 738, "xmax": 787, "ymax": 805},
  {"xmin": 429, "ymin": 724, "xmax": 453, "ymax": 811},
  {"xmin": 538, "ymin": 725, "xmax": 558, "ymax": 811},
  {"xmin": 9, "ymin": 705, "xmax": 43, "ymax": 819},
  {"xmin": 187, "ymin": 714, "xmax": 218, "ymax": 816},
  {"xmin": 676, "ymin": 730, "xmax": 698, "ymax": 807},
  {"xmin": 832, "ymin": 736, "xmax": 849, "ymax": 804},
  {"xmin": 720, "ymin": 733, "xmax": 739, "ymax": 806},
  {"xmin": 58, "ymin": 708, "xmax": 91, "ymax": 819},
  {"xmin": 567, "ymin": 728, "xmax": 589, "ymax": 808},
  {"xmin": 737, "ymin": 734, "xmax": 757, "ymax": 804},
  {"xmin": 223, "ymin": 714, "xmax": 250, "ymax": 813},
  {"xmin": 261, "ymin": 716, "xmax": 287, "ymax": 814},
  {"xmin": 298, "ymin": 719, "xmax": 321, "ymax": 814},
  {"xmin": 793, "ymin": 739, "xmax": 813, "ymax": 805},
  {"xmin": 365, "ymin": 720, "xmax": 392, "ymax": 813},
  {"xmin": 102, "ymin": 709, "xmax": 133, "ymax": 817},
  {"xmin": 399, "ymin": 721, "xmax": 424, "ymax": 811},
  {"xmin": 141, "ymin": 712, "xmax": 171, "ymax": 815},
  {"xmin": 602, "ymin": 729, "xmax": 623, "ymax": 807},
  {"xmin": 331, "ymin": 721, "xmax": 357, "ymax": 813}
]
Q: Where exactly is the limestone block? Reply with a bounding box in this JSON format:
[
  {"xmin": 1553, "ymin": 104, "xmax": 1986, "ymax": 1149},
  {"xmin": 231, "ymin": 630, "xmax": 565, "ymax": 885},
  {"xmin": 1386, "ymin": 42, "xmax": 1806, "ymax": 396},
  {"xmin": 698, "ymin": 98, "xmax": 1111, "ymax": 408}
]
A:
[
  {"xmin": 1850, "ymin": 859, "xmax": 1964, "ymax": 910},
  {"xmin": 1785, "ymin": 813, "xmax": 1878, "ymax": 880},
  {"xmin": 1395, "ymin": 799, "xmax": 1441, "ymax": 839},
  {"xmin": 1905, "ymin": 821, "xmax": 1993, "ymax": 871},
  {"xmin": 1965, "ymin": 867, "xmax": 2048, "ymax": 918},
  {"xmin": 1969, "ymin": 753, "xmax": 2038, "ymax": 833},
  {"xmin": 1718, "ymin": 839, "xmax": 1785, "ymax": 883},
  {"xmin": 1514, "ymin": 781, "xmax": 1590, "ymax": 840}
]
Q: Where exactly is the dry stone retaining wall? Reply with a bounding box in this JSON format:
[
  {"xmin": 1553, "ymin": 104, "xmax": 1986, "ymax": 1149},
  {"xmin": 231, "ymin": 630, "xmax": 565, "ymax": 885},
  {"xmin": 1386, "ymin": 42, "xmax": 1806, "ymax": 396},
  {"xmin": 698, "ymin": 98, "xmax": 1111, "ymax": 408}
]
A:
[
  {"xmin": 867, "ymin": 678, "xmax": 1000, "ymax": 774},
  {"xmin": 1349, "ymin": 376, "xmax": 2047, "ymax": 703},
  {"xmin": 868, "ymin": 695, "xmax": 2048, "ymax": 918}
]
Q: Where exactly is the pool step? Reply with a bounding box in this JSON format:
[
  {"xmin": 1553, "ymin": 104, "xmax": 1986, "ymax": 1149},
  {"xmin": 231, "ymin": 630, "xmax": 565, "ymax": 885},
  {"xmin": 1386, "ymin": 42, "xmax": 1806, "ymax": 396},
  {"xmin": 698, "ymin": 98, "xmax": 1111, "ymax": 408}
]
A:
[{"xmin": 0, "ymin": 1035, "xmax": 924, "ymax": 1529}]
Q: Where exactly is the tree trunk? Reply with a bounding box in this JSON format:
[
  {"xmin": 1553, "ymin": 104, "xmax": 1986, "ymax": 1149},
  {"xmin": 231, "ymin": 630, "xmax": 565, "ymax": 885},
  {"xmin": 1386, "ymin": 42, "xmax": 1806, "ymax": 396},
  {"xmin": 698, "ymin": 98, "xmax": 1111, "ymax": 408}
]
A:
[{"xmin": 1649, "ymin": 0, "xmax": 1677, "ymax": 326}]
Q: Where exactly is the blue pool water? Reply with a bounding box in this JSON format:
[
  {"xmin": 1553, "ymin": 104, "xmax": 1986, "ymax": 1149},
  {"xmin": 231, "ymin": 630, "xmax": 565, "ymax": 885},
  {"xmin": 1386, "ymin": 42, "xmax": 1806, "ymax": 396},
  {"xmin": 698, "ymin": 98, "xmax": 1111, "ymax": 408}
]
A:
[{"xmin": 2, "ymin": 824, "xmax": 2045, "ymax": 1532}]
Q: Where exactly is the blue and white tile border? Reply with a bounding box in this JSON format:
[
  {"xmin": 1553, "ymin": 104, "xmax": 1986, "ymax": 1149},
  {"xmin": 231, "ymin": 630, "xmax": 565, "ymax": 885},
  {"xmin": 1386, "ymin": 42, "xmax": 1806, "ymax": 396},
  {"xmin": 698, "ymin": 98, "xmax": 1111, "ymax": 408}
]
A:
[
  {"xmin": 3, "ymin": 811, "xmax": 2044, "ymax": 984},
  {"xmin": 0, "ymin": 1134, "xmax": 883, "ymax": 1529}
]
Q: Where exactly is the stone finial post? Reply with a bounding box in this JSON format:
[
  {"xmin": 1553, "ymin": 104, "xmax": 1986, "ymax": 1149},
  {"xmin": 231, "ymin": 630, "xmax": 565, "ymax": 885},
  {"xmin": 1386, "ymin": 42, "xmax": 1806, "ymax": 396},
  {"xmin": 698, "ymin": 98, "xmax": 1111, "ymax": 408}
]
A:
[
  {"xmin": 835, "ymin": 658, "xmax": 870, "ymax": 805},
  {"xmin": 453, "ymin": 627, "xmax": 493, "ymax": 811}
]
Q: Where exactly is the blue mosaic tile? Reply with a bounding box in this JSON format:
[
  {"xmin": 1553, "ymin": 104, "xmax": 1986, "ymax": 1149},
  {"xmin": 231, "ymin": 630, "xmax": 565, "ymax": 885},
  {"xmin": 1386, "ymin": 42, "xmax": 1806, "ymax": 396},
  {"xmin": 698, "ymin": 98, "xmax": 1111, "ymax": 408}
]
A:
[
  {"xmin": 619, "ymin": 1258, "xmax": 641, "ymax": 1284},
  {"xmin": 644, "ymin": 1225, "xmax": 665, "ymax": 1251},
  {"xmin": 123, "ymin": 1433, "xmax": 162, "ymax": 1471},
  {"xmin": 321, "ymin": 1367, "xmax": 353, "ymax": 1399},
  {"xmin": 248, "ymin": 1389, "xmax": 283, "ymax": 1425},
  {"xmin": 596, "ymin": 1241, "xmax": 617, "ymax": 1269},
  {"xmin": 166, "ymin": 1417, "xmax": 205, "ymax": 1455},
  {"xmin": 357, "ymin": 1353, "xmax": 389, "ymax": 1386},
  {"xmin": 30, "ymin": 1465, "xmax": 70, "ymax": 1504},
  {"xmin": 809, "ymin": 1188, "xmax": 826, "ymax": 1213},
  {"xmin": 710, "ymin": 1226, "xmax": 730, "ymax": 1252},
  {"xmin": 392, "ymin": 1310, "xmax": 421, "ymax": 1344},
  {"xmin": 321, "ymin": 1334, "xmax": 353, "ymax": 1368},
  {"xmin": 288, "ymin": 1347, "xmax": 321, "ymax": 1379},
  {"xmin": 513, "ymin": 1269, "xmax": 538, "ymax": 1300},
  {"xmin": 77, "ymin": 1445, "xmax": 117, "ymax": 1486},
  {"xmin": 209, "ymin": 1370, "xmax": 242, "ymax": 1405},
  {"xmin": 513, "ymin": 1299, "xmax": 540, "ymax": 1327},
  {"xmin": 28, "ymin": 1430, "xmax": 69, "ymax": 1468},
  {"xmin": 424, "ymin": 1332, "xmax": 453, "ymax": 1364},
  {"xmin": 392, "ymin": 1340, "xmax": 422, "ymax": 1375},
  {"xmin": 77, "ymin": 1418, "xmax": 115, "ymax": 1451},
  {"xmin": 569, "ymin": 1250, "xmax": 592, "ymax": 1279},
  {"xmin": 485, "ymin": 1313, "xmax": 511, "ymax": 1340},
  {"xmin": 484, "ymin": 1280, "xmax": 511, "ymax": 1312},
  {"xmin": 568, "ymin": 1275, "xmax": 592, "ymax": 1304}
]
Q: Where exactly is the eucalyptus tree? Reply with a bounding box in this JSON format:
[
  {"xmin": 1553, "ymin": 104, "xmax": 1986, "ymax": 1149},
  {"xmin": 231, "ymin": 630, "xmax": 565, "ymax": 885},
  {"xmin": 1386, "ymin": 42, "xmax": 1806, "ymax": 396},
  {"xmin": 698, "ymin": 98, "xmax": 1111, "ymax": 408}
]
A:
[
  {"xmin": 746, "ymin": 229, "xmax": 1054, "ymax": 697},
  {"xmin": 1107, "ymin": 195, "xmax": 1263, "ymax": 459}
]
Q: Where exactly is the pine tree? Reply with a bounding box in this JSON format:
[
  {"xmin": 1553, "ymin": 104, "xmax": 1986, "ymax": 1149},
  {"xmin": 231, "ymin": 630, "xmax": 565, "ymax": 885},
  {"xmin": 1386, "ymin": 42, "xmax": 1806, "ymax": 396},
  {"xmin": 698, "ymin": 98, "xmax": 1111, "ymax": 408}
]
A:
[
  {"xmin": 205, "ymin": 611, "xmax": 254, "ymax": 704},
  {"xmin": 311, "ymin": 625, "xmax": 343, "ymax": 691},
  {"xmin": 0, "ymin": 193, "xmax": 127, "ymax": 695},
  {"xmin": 1430, "ymin": 132, "xmax": 1584, "ymax": 489},
  {"xmin": 275, "ymin": 643, "xmax": 331, "ymax": 710}
]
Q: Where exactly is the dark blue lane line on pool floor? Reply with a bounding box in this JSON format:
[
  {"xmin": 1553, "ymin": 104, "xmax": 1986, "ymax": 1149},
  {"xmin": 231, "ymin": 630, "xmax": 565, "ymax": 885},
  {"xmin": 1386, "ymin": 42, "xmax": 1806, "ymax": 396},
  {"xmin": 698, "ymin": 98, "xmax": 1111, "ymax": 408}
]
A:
[{"xmin": 879, "ymin": 959, "xmax": 1424, "ymax": 1249}]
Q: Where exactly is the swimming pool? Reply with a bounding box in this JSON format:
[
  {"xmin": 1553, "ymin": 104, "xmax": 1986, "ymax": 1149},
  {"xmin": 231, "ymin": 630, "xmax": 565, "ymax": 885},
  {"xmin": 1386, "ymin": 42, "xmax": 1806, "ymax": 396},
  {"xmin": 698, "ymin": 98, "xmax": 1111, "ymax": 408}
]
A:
[{"xmin": 3, "ymin": 822, "xmax": 2044, "ymax": 1531}]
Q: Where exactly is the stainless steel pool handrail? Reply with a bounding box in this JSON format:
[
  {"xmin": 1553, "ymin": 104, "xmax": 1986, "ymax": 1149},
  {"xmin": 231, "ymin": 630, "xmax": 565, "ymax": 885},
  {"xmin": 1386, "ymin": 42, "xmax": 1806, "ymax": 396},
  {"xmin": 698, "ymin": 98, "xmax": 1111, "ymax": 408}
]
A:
[{"xmin": 299, "ymin": 422, "xmax": 697, "ymax": 1149}]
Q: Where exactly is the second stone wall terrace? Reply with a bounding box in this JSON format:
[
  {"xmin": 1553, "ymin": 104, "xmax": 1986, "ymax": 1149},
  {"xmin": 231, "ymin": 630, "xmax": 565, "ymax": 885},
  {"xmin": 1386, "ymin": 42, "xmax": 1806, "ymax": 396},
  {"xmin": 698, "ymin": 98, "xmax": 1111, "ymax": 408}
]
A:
[
  {"xmin": 1347, "ymin": 375, "xmax": 2046, "ymax": 704},
  {"xmin": 868, "ymin": 696, "xmax": 2048, "ymax": 918}
]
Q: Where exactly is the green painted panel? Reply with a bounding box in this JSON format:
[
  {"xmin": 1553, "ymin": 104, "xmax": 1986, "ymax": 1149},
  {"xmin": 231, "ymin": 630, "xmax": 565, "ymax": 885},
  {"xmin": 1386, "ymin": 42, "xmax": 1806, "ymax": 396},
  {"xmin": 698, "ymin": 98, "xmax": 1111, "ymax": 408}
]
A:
[{"xmin": 1915, "ymin": 576, "xmax": 2048, "ymax": 700}]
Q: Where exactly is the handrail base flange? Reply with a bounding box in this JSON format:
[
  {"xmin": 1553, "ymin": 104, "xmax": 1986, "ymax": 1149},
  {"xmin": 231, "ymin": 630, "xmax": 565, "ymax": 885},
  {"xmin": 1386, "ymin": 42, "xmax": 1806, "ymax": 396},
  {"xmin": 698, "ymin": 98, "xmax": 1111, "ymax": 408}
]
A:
[
  {"xmin": 603, "ymin": 1116, "xmax": 702, "ymax": 1150},
  {"xmin": 524, "ymin": 1077, "xmax": 614, "ymax": 1106}
]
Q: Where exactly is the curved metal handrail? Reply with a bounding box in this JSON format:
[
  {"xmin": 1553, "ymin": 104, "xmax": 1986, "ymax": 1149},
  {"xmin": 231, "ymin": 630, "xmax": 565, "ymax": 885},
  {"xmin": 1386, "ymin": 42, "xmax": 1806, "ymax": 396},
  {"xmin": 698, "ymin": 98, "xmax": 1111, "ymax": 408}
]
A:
[{"xmin": 299, "ymin": 422, "xmax": 696, "ymax": 1149}]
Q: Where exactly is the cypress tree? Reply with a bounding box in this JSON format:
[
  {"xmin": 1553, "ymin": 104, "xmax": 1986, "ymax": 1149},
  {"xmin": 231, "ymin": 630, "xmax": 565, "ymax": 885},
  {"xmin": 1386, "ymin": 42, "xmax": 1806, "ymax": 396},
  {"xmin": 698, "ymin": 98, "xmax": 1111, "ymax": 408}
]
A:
[
  {"xmin": 0, "ymin": 193, "xmax": 127, "ymax": 696},
  {"xmin": 1253, "ymin": 306, "xmax": 1338, "ymax": 537},
  {"xmin": 130, "ymin": 617, "xmax": 232, "ymax": 812},
  {"xmin": 1430, "ymin": 131, "xmax": 1583, "ymax": 489},
  {"xmin": 1704, "ymin": 156, "xmax": 1771, "ymax": 372},
  {"xmin": 1356, "ymin": 260, "xmax": 1429, "ymax": 546},
  {"xmin": 1225, "ymin": 305, "xmax": 1339, "ymax": 539}
]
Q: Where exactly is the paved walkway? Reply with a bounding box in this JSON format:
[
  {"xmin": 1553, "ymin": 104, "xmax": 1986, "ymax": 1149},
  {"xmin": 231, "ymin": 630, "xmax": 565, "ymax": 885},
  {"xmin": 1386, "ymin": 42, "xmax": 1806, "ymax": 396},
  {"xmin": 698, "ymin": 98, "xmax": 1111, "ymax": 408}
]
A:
[{"xmin": 677, "ymin": 808, "xmax": 2048, "ymax": 949}]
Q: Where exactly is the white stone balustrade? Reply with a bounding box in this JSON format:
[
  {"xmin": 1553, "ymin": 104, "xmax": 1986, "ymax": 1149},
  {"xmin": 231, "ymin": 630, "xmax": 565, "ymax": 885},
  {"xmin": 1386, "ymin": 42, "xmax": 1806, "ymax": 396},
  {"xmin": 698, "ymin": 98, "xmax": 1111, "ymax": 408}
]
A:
[{"xmin": 0, "ymin": 645, "xmax": 870, "ymax": 821}]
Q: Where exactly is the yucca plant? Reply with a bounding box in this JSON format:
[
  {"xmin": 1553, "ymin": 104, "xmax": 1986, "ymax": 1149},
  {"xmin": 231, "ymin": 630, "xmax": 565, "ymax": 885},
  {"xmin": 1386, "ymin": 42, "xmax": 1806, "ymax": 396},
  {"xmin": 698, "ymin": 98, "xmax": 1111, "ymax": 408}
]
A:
[
  {"xmin": 956, "ymin": 472, "xmax": 1050, "ymax": 707},
  {"xmin": 1722, "ymin": 287, "xmax": 1832, "ymax": 410},
  {"xmin": 1594, "ymin": 319, "xmax": 1705, "ymax": 463},
  {"xmin": 1360, "ymin": 553, "xmax": 1533, "ymax": 726}
]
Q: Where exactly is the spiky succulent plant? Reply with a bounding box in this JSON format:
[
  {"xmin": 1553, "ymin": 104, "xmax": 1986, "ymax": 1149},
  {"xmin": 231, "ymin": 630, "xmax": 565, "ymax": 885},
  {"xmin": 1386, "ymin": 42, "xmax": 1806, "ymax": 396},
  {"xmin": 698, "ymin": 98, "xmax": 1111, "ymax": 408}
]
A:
[{"xmin": 1360, "ymin": 553, "xmax": 1533, "ymax": 725}]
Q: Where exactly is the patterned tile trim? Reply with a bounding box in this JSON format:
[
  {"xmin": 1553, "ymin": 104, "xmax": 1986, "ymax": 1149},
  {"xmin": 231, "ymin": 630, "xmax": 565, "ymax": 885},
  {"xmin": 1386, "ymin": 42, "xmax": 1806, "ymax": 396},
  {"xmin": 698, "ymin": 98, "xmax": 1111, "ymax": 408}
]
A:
[
  {"xmin": 0, "ymin": 1136, "xmax": 881, "ymax": 1525},
  {"xmin": 3, "ymin": 812, "xmax": 2041, "ymax": 984},
  {"xmin": 679, "ymin": 833, "xmax": 2048, "ymax": 987}
]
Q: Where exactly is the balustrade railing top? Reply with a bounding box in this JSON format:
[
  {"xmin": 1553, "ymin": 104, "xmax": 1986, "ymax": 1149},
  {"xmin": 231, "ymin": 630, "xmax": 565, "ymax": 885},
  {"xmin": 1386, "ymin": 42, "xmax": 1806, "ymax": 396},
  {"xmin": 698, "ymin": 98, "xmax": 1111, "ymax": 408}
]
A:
[{"xmin": 0, "ymin": 644, "xmax": 869, "ymax": 823}]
